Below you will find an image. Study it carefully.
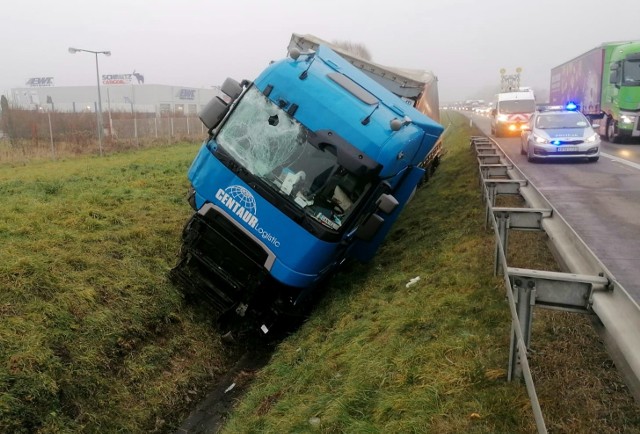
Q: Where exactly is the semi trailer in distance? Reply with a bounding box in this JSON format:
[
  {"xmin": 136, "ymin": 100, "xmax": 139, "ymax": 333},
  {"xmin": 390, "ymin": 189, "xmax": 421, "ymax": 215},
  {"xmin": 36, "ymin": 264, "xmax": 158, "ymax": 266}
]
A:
[{"xmin": 550, "ymin": 41, "xmax": 640, "ymax": 142}]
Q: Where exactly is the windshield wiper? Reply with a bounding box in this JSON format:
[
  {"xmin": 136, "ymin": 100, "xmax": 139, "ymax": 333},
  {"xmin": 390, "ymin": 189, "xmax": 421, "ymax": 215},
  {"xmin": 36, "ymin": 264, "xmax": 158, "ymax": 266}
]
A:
[{"xmin": 214, "ymin": 146, "xmax": 249, "ymax": 176}]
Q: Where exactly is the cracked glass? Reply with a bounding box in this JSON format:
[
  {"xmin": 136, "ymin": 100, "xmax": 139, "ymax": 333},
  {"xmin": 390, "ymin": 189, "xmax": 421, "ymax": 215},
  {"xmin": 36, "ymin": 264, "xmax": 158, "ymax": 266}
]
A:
[{"xmin": 216, "ymin": 87, "xmax": 371, "ymax": 230}]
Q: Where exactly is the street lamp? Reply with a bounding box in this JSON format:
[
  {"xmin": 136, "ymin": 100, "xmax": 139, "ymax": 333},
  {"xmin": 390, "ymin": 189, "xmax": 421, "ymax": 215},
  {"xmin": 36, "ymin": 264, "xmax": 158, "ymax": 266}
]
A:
[{"xmin": 68, "ymin": 47, "xmax": 111, "ymax": 156}]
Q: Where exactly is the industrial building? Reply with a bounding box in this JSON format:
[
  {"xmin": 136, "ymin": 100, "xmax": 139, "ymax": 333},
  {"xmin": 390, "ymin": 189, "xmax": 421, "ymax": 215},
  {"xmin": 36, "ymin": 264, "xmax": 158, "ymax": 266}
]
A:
[{"xmin": 9, "ymin": 83, "xmax": 222, "ymax": 116}]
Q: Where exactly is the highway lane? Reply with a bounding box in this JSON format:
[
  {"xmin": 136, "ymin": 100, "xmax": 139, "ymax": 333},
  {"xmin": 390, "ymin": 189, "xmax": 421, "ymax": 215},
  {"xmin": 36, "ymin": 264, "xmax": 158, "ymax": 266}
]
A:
[
  {"xmin": 601, "ymin": 140, "xmax": 640, "ymax": 165},
  {"xmin": 468, "ymin": 112, "xmax": 640, "ymax": 301}
]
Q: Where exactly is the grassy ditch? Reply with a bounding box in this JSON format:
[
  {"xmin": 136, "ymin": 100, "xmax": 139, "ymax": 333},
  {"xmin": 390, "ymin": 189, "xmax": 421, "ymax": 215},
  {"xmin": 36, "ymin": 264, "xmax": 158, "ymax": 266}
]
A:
[
  {"xmin": 0, "ymin": 142, "xmax": 239, "ymax": 432},
  {"xmin": 1, "ymin": 113, "xmax": 638, "ymax": 433},
  {"xmin": 221, "ymin": 112, "xmax": 640, "ymax": 433}
]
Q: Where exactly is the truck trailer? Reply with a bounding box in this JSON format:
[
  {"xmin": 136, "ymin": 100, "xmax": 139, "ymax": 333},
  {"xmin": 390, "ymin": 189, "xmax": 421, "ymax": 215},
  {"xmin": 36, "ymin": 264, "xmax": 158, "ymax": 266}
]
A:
[
  {"xmin": 171, "ymin": 40, "xmax": 443, "ymax": 332},
  {"xmin": 550, "ymin": 41, "xmax": 640, "ymax": 142}
]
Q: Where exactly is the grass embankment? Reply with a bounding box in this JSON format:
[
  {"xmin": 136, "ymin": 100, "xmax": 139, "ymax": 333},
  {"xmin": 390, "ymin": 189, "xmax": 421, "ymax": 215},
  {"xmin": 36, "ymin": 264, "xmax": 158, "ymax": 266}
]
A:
[
  {"xmin": 222, "ymin": 112, "xmax": 640, "ymax": 433},
  {"xmin": 1, "ymin": 113, "xmax": 638, "ymax": 433},
  {"xmin": 0, "ymin": 143, "xmax": 238, "ymax": 432}
]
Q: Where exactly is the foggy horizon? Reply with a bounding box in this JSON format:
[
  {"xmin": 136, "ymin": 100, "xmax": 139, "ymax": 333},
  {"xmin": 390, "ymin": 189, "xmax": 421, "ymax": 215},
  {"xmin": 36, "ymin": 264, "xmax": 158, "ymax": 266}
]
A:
[{"xmin": 2, "ymin": 0, "xmax": 639, "ymax": 104}]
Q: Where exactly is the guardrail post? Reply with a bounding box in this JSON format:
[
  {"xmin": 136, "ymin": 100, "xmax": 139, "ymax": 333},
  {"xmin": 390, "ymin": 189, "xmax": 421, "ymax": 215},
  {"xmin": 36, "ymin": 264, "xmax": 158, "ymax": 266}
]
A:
[
  {"xmin": 485, "ymin": 184, "xmax": 496, "ymax": 229},
  {"xmin": 509, "ymin": 279, "xmax": 535, "ymax": 380},
  {"xmin": 495, "ymin": 212, "xmax": 509, "ymax": 276}
]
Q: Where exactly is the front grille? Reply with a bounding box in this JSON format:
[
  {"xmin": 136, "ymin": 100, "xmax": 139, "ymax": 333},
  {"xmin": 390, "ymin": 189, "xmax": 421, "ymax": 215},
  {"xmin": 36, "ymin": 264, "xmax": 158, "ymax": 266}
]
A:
[
  {"xmin": 551, "ymin": 151, "xmax": 588, "ymax": 156},
  {"xmin": 197, "ymin": 209, "xmax": 268, "ymax": 287},
  {"xmin": 557, "ymin": 140, "xmax": 584, "ymax": 145},
  {"xmin": 177, "ymin": 209, "xmax": 269, "ymax": 311}
]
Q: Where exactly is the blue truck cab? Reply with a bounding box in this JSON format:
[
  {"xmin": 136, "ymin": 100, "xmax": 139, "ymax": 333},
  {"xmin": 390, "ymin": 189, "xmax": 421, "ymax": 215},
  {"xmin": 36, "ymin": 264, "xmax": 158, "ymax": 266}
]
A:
[{"xmin": 172, "ymin": 45, "xmax": 443, "ymax": 329}]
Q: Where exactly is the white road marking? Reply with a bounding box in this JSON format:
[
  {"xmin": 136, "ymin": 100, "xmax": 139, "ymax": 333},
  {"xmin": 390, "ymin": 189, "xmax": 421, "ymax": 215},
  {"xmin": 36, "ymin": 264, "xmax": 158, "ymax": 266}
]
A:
[{"xmin": 601, "ymin": 152, "xmax": 640, "ymax": 171}]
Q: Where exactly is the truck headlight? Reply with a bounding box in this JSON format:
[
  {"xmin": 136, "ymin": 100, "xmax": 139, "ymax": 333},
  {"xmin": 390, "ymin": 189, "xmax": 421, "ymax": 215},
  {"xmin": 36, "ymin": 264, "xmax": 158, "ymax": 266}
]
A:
[
  {"xmin": 620, "ymin": 115, "xmax": 636, "ymax": 124},
  {"xmin": 497, "ymin": 114, "xmax": 509, "ymax": 122},
  {"xmin": 533, "ymin": 134, "xmax": 548, "ymax": 144},
  {"xmin": 586, "ymin": 133, "xmax": 600, "ymax": 143}
]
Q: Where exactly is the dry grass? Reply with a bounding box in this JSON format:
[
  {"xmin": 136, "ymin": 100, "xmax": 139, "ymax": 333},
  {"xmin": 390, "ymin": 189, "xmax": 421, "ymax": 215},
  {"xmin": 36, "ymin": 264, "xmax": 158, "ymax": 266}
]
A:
[
  {"xmin": 1, "ymin": 112, "xmax": 638, "ymax": 433},
  {"xmin": 220, "ymin": 112, "xmax": 640, "ymax": 433},
  {"xmin": 0, "ymin": 142, "xmax": 239, "ymax": 432}
]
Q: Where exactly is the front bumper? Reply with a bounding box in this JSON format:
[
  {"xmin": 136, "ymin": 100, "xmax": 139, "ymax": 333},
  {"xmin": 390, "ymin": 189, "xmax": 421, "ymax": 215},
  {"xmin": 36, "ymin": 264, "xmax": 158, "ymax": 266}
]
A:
[
  {"xmin": 497, "ymin": 121, "xmax": 528, "ymax": 135},
  {"xmin": 618, "ymin": 115, "xmax": 640, "ymax": 137},
  {"xmin": 531, "ymin": 142, "xmax": 600, "ymax": 160}
]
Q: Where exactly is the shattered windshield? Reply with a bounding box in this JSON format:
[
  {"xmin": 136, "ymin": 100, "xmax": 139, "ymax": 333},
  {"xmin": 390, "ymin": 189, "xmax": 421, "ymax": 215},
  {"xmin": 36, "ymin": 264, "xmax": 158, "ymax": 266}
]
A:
[{"xmin": 216, "ymin": 86, "xmax": 371, "ymax": 231}]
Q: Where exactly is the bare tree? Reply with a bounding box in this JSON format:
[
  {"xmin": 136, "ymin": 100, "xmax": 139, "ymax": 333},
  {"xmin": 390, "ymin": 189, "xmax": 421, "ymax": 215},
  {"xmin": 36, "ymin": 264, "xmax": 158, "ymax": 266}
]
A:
[{"xmin": 331, "ymin": 40, "xmax": 372, "ymax": 61}]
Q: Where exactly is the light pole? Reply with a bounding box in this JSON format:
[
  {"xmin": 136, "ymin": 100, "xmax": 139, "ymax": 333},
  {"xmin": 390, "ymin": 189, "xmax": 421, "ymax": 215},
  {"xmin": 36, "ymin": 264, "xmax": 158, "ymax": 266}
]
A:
[{"xmin": 68, "ymin": 47, "xmax": 111, "ymax": 156}]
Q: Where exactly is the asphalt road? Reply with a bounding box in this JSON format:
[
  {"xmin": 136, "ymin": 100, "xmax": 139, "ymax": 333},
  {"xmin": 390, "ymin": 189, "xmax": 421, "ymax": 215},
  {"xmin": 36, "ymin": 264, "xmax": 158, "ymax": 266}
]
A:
[{"xmin": 467, "ymin": 112, "xmax": 640, "ymax": 301}]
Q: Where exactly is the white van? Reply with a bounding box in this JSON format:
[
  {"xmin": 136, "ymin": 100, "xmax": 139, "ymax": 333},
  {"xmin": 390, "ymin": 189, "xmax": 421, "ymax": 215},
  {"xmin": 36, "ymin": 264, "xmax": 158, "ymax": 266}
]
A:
[{"xmin": 491, "ymin": 90, "xmax": 536, "ymax": 137}]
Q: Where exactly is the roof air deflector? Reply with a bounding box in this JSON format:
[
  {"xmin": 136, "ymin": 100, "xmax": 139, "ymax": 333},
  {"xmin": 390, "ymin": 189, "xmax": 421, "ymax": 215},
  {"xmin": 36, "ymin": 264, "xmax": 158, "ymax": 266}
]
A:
[{"xmin": 327, "ymin": 72, "xmax": 378, "ymax": 105}]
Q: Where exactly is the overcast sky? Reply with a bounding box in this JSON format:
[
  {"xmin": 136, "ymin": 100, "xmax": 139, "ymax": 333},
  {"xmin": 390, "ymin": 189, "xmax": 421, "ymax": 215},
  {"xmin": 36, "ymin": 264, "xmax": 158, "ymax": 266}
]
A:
[{"xmin": 2, "ymin": 0, "xmax": 639, "ymax": 103}]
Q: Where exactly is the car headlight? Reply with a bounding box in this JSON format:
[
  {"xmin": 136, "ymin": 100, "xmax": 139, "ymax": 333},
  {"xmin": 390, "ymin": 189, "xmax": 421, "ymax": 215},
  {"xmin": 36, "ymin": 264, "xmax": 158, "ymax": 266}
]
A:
[
  {"xmin": 586, "ymin": 133, "xmax": 600, "ymax": 143},
  {"xmin": 533, "ymin": 134, "xmax": 548, "ymax": 144},
  {"xmin": 497, "ymin": 114, "xmax": 509, "ymax": 122},
  {"xmin": 620, "ymin": 115, "xmax": 637, "ymax": 124}
]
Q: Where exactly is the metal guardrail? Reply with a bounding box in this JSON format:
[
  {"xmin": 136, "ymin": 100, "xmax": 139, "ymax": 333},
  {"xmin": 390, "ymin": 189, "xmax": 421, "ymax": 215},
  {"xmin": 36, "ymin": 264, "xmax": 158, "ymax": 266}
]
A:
[{"xmin": 472, "ymin": 135, "xmax": 640, "ymax": 433}]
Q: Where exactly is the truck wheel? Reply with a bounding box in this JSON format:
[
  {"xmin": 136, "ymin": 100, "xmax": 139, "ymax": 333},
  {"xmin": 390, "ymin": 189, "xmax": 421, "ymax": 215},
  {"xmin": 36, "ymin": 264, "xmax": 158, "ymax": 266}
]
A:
[{"xmin": 607, "ymin": 119, "xmax": 621, "ymax": 143}]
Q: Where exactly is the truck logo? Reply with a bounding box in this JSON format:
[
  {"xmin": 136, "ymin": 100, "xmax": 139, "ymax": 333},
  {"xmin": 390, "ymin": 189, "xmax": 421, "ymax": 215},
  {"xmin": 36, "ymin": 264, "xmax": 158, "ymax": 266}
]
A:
[
  {"xmin": 215, "ymin": 185, "xmax": 281, "ymax": 248},
  {"xmin": 215, "ymin": 185, "xmax": 258, "ymax": 227}
]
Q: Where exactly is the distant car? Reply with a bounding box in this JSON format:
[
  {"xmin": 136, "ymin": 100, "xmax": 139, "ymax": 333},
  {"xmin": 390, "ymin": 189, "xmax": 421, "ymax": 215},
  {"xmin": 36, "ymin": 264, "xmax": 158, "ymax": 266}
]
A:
[{"xmin": 520, "ymin": 105, "xmax": 601, "ymax": 162}]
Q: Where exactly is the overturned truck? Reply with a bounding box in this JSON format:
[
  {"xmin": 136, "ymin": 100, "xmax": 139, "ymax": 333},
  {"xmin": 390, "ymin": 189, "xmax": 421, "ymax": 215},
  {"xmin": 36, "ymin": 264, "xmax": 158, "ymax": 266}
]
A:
[{"xmin": 171, "ymin": 35, "xmax": 443, "ymax": 332}]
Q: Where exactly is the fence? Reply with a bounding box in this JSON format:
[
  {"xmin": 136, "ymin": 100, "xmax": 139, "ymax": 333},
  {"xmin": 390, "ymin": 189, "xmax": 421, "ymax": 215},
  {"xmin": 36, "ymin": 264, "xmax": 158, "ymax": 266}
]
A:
[{"xmin": 0, "ymin": 108, "xmax": 206, "ymax": 160}]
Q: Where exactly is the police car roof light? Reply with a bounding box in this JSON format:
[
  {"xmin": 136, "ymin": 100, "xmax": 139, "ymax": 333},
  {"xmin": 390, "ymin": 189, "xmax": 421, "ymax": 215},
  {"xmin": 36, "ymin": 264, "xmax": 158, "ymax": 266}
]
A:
[
  {"xmin": 565, "ymin": 102, "xmax": 578, "ymax": 111},
  {"xmin": 537, "ymin": 104, "xmax": 563, "ymax": 112}
]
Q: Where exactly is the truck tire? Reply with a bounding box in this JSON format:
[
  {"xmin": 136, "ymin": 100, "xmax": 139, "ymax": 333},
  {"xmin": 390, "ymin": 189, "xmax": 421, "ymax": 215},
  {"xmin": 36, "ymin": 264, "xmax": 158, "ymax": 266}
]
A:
[{"xmin": 607, "ymin": 118, "xmax": 621, "ymax": 144}]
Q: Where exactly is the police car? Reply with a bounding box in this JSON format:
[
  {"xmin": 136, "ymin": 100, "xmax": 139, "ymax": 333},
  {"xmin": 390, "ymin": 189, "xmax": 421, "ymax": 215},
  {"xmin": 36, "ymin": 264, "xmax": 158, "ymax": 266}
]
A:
[{"xmin": 520, "ymin": 103, "xmax": 600, "ymax": 162}]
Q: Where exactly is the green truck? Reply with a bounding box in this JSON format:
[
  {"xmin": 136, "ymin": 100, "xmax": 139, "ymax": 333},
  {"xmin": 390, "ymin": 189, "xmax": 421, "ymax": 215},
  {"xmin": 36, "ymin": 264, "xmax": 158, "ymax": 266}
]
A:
[{"xmin": 550, "ymin": 41, "xmax": 640, "ymax": 143}]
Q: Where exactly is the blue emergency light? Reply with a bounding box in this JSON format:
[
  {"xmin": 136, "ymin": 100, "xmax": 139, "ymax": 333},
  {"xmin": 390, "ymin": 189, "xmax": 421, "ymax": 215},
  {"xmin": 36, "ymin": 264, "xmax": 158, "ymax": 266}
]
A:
[
  {"xmin": 565, "ymin": 102, "xmax": 578, "ymax": 111},
  {"xmin": 551, "ymin": 140, "xmax": 561, "ymax": 145}
]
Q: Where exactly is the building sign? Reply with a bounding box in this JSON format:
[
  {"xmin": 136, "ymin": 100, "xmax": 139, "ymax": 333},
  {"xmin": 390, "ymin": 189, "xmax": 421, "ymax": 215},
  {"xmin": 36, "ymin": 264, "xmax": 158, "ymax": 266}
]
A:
[
  {"xmin": 26, "ymin": 77, "xmax": 54, "ymax": 87},
  {"xmin": 102, "ymin": 71, "xmax": 144, "ymax": 85},
  {"xmin": 102, "ymin": 74, "xmax": 133, "ymax": 85},
  {"xmin": 178, "ymin": 88, "xmax": 196, "ymax": 100}
]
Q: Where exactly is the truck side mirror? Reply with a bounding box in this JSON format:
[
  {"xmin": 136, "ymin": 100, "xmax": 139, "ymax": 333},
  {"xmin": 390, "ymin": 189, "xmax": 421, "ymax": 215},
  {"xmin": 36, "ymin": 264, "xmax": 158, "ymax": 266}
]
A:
[
  {"xmin": 354, "ymin": 192, "xmax": 399, "ymax": 241},
  {"xmin": 221, "ymin": 78, "xmax": 243, "ymax": 100},
  {"xmin": 355, "ymin": 214, "xmax": 384, "ymax": 241},
  {"xmin": 491, "ymin": 108, "xmax": 497, "ymax": 116},
  {"xmin": 199, "ymin": 96, "xmax": 229, "ymax": 130},
  {"xmin": 377, "ymin": 193, "xmax": 399, "ymax": 214}
]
